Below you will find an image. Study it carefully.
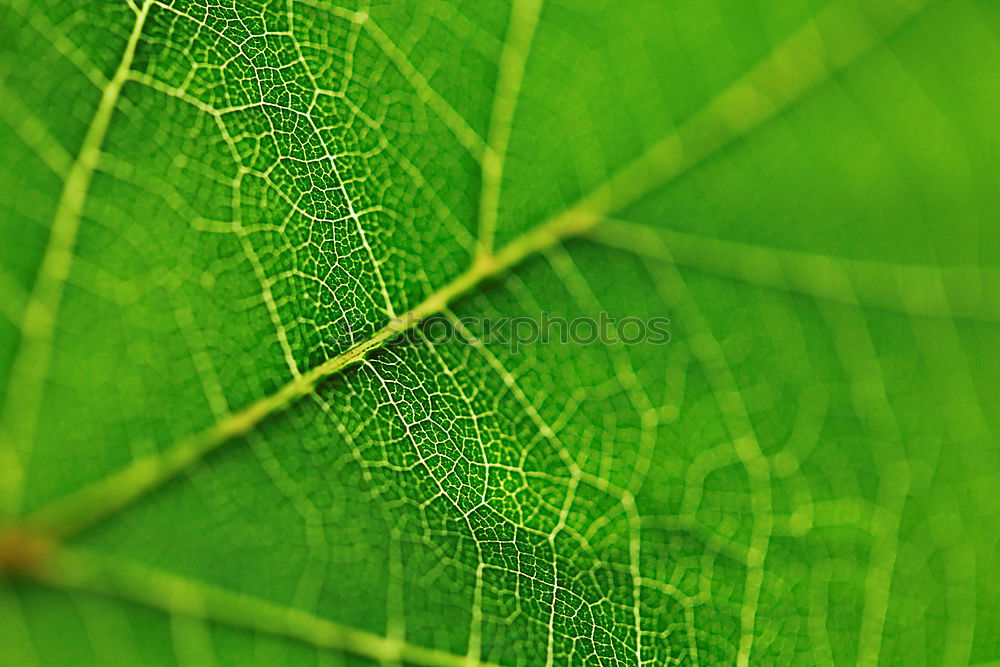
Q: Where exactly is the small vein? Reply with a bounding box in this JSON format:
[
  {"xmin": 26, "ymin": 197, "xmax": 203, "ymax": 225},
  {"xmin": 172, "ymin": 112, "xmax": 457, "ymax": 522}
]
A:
[
  {"xmin": 819, "ymin": 301, "xmax": 909, "ymax": 667},
  {"xmin": 298, "ymin": 0, "xmax": 488, "ymax": 162},
  {"xmin": 646, "ymin": 257, "xmax": 773, "ymax": 667},
  {"xmin": 363, "ymin": 15, "xmax": 488, "ymax": 162},
  {"xmin": 0, "ymin": 267, "xmax": 29, "ymax": 326},
  {"xmin": 2, "ymin": 0, "xmax": 110, "ymax": 88},
  {"xmin": 0, "ymin": 80, "xmax": 72, "ymax": 177}
]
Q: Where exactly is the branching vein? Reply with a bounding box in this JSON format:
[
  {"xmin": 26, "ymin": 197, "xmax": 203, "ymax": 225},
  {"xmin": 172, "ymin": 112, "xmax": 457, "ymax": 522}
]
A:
[
  {"xmin": 20, "ymin": 0, "xmax": 932, "ymax": 546},
  {"xmin": 0, "ymin": 0, "xmax": 153, "ymax": 518}
]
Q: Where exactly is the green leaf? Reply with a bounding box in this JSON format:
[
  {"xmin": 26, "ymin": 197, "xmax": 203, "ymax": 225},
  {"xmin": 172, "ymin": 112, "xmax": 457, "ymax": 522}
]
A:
[{"xmin": 1, "ymin": 0, "xmax": 998, "ymax": 664}]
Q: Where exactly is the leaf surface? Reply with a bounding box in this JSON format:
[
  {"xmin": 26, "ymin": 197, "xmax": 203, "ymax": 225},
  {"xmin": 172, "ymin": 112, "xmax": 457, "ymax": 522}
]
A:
[{"xmin": 1, "ymin": 0, "xmax": 998, "ymax": 665}]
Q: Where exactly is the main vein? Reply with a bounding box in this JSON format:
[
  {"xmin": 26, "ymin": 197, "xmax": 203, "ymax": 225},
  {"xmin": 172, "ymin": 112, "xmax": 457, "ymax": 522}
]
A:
[
  {"xmin": 0, "ymin": 0, "xmax": 153, "ymax": 518},
  {"xmin": 23, "ymin": 0, "xmax": 930, "ymax": 543},
  {"xmin": 26, "ymin": 197, "xmax": 599, "ymax": 538}
]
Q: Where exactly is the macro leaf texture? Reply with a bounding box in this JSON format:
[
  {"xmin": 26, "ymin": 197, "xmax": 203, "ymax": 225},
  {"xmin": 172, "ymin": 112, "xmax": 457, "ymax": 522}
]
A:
[{"xmin": 0, "ymin": 0, "xmax": 998, "ymax": 664}]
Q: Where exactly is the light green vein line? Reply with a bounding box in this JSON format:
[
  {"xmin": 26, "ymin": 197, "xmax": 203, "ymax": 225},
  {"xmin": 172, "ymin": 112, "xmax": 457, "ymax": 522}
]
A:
[
  {"xmin": 361, "ymin": 15, "xmax": 488, "ymax": 161},
  {"xmin": 476, "ymin": 0, "xmax": 543, "ymax": 258},
  {"xmin": 0, "ymin": 268, "xmax": 29, "ymax": 326},
  {"xmin": 590, "ymin": 219, "xmax": 1000, "ymax": 321},
  {"xmin": 0, "ymin": 80, "xmax": 72, "ymax": 177},
  {"xmin": 301, "ymin": 0, "xmax": 488, "ymax": 161},
  {"xmin": 646, "ymin": 259, "xmax": 773, "ymax": 667},
  {"xmin": 22, "ymin": 0, "xmax": 928, "ymax": 539},
  {"xmin": 2, "ymin": 0, "xmax": 110, "ymax": 89},
  {"xmin": 39, "ymin": 547, "xmax": 503, "ymax": 667},
  {"xmin": 819, "ymin": 302, "xmax": 909, "ymax": 667},
  {"xmin": 0, "ymin": 0, "xmax": 153, "ymax": 518}
]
